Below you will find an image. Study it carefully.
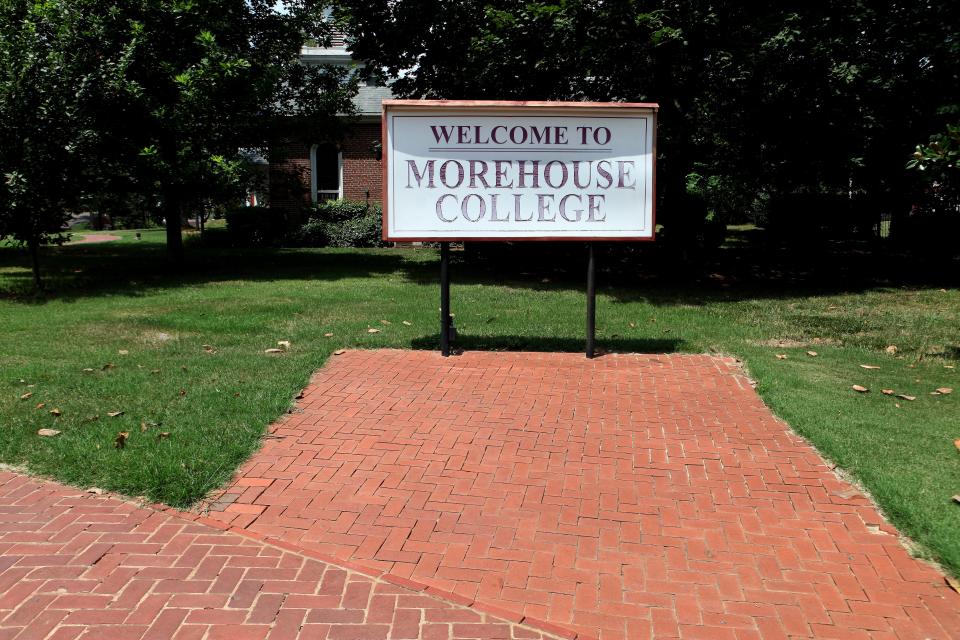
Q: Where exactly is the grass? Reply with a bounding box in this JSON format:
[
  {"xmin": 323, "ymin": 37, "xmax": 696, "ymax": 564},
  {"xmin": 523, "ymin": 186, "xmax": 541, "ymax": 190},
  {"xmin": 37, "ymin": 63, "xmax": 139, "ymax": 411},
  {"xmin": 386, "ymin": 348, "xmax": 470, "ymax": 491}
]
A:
[{"xmin": 0, "ymin": 227, "xmax": 958, "ymax": 577}]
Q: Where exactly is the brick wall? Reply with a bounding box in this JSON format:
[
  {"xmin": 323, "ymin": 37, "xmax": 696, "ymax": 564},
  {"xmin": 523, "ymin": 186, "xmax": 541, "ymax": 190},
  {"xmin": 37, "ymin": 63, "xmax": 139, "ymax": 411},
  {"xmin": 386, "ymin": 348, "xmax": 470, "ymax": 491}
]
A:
[
  {"xmin": 341, "ymin": 122, "xmax": 383, "ymax": 203},
  {"xmin": 268, "ymin": 121, "xmax": 383, "ymax": 215}
]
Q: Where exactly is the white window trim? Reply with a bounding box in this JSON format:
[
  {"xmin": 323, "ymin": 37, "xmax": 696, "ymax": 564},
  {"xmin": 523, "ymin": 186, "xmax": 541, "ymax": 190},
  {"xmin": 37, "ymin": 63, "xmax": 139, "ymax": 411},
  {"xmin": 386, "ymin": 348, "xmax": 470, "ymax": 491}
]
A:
[{"xmin": 310, "ymin": 144, "xmax": 344, "ymax": 203}]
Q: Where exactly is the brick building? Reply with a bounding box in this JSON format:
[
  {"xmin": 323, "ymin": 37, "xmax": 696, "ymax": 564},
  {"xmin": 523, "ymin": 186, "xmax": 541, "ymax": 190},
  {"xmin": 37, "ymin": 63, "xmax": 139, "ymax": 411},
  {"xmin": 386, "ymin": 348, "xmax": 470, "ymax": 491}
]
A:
[{"xmin": 268, "ymin": 41, "xmax": 393, "ymax": 213}]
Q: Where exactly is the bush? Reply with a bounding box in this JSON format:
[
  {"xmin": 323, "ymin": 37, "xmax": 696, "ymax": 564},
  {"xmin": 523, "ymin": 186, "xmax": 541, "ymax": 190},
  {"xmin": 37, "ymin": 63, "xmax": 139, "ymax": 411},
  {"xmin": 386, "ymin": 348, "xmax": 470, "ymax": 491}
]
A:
[
  {"xmin": 292, "ymin": 200, "xmax": 385, "ymax": 248},
  {"xmin": 224, "ymin": 206, "xmax": 279, "ymax": 246}
]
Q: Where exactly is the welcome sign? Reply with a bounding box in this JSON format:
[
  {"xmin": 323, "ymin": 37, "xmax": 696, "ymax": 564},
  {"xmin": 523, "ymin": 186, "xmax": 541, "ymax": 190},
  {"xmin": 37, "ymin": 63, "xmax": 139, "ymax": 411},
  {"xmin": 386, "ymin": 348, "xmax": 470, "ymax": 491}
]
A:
[{"xmin": 382, "ymin": 100, "xmax": 657, "ymax": 241}]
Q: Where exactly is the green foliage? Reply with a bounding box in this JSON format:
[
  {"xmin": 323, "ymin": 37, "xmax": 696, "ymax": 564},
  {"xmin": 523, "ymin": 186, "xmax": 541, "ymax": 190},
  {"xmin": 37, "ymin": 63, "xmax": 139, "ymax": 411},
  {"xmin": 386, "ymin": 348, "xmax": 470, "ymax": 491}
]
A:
[
  {"xmin": 337, "ymin": 1, "xmax": 960, "ymax": 238},
  {"xmin": 294, "ymin": 200, "xmax": 385, "ymax": 248},
  {"xmin": 1, "ymin": 0, "xmax": 359, "ymax": 272}
]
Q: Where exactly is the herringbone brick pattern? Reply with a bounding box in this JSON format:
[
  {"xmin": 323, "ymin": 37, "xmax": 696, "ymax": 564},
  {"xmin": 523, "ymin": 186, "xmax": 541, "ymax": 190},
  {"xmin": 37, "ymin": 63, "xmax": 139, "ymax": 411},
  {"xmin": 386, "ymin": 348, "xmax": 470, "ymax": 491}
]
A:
[
  {"xmin": 0, "ymin": 470, "xmax": 561, "ymax": 639},
  {"xmin": 202, "ymin": 350, "xmax": 960, "ymax": 639}
]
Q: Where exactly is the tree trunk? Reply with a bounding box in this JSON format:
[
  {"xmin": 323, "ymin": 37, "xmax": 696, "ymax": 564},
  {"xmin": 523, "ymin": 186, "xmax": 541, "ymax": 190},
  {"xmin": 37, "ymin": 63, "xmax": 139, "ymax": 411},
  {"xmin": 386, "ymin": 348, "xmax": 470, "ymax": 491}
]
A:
[
  {"xmin": 28, "ymin": 237, "xmax": 43, "ymax": 291},
  {"xmin": 164, "ymin": 191, "xmax": 184, "ymax": 264}
]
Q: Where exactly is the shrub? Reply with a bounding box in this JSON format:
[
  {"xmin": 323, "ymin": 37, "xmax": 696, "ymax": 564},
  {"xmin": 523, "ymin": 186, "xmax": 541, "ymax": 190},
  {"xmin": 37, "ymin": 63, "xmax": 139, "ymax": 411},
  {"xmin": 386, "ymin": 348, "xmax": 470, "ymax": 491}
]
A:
[{"xmin": 293, "ymin": 200, "xmax": 385, "ymax": 248}]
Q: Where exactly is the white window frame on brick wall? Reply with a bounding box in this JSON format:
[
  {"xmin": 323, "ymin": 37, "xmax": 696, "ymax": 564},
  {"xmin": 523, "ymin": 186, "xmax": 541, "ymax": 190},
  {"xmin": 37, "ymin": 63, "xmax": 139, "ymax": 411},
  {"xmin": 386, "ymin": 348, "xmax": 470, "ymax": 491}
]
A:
[{"xmin": 310, "ymin": 143, "xmax": 343, "ymax": 203}]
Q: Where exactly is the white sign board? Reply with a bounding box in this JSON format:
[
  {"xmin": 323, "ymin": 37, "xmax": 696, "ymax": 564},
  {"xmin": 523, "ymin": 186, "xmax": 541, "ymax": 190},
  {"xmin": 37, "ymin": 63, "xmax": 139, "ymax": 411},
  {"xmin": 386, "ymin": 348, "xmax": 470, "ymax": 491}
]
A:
[{"xmin": 382, "ymin": 100, "xmax": 657, "ymax": 241}]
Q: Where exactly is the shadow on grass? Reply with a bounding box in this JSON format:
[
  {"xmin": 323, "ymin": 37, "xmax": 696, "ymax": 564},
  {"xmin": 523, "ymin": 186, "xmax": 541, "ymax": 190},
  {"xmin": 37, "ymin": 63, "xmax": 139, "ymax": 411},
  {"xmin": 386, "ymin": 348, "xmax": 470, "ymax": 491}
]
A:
[
  {"xmin": 409, "ymin": 334, "xmax": 684, "ymax": 354},
  {"xmin": 2, "ymin": 225, "xmax": 957, "ymax": 305}
]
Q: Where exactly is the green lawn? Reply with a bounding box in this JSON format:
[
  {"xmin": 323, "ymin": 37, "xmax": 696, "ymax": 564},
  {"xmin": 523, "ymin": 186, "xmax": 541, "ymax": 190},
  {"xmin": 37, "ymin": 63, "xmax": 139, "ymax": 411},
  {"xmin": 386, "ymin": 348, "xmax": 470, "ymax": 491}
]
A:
[{"xmin": 1, "ymin": 229, "xmax": 958, "ymax": 577}]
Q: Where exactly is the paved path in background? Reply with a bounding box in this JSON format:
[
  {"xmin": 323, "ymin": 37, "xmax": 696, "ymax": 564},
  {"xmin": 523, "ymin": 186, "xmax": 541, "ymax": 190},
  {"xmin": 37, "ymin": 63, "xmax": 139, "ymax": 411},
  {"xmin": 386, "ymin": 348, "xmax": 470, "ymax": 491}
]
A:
[
  {"xmin": 66, "ymin": 233, "xmax": 122, "ymax": 245},
  {"xmin": 0, "ymin": 470, "xmax": 561, "ymax": 640},
  {"xmin": 202, "ymin": 350, "xmax": 960, "ymax": 640}
]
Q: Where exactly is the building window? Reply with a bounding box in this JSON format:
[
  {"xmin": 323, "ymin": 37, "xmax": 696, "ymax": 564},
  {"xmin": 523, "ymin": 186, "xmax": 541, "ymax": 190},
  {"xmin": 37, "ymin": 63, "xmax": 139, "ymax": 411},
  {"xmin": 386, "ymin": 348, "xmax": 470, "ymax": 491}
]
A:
[{"xmin": 310, "ymin": 143, "xmax": 342, "ymax": 203}]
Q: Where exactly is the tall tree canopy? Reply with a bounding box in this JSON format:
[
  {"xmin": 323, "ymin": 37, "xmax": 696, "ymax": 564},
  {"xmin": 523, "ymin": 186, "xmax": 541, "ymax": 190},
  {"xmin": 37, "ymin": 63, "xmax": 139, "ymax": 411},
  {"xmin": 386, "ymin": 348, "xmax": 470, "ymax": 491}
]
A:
[
  {"xmin": 1, "ymin": 0, "xmax": 357, "ymax": 282},
  {"xmin": 337, "ymin": 0, "xmax": 959, "ymax": 235}
]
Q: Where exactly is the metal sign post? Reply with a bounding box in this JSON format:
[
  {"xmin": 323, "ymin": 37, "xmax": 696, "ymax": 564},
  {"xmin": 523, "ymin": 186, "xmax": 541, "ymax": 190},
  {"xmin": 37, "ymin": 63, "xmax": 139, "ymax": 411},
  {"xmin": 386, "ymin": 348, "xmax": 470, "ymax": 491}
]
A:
[
  {"xmin": 586, "ymin": 243, "xmax": 596, "ymax": 358},
  {"xmin": 440, "ymin": 242, "xmax": 451, "ymax": 357}
]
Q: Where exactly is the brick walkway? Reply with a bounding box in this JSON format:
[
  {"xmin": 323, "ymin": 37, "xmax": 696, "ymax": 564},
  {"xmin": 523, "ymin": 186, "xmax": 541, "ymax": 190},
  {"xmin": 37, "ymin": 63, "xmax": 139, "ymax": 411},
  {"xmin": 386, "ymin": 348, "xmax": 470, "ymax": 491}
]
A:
[
  {"xmin": 0, "ymin": 469, "xmax": 561, "ymax": 639},
  {"xmin": 201, "ymin": 350, "xmax": 960, "ymax": 640}
]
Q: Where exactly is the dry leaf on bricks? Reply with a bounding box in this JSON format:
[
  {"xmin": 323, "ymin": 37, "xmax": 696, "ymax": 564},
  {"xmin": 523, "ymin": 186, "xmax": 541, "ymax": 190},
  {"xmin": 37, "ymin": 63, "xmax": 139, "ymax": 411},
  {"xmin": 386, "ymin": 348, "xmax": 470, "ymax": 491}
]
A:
[{"xmin": 333, "ymin": 349, "xmax": 346, "ymax": 355}]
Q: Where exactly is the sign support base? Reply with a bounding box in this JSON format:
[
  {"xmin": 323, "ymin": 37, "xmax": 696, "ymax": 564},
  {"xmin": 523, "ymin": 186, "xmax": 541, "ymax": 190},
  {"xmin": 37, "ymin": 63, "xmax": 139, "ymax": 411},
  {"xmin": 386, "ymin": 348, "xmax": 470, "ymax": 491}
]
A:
[{"xmin": 586, "ymin": 243, "xmax": 596, "ymax": 359}]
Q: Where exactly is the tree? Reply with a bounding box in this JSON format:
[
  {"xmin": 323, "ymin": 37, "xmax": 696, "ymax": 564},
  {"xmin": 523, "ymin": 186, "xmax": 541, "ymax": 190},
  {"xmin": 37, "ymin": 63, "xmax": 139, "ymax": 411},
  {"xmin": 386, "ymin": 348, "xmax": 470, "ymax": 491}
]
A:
[
  {"xmin": 337, "ymin": 1, "xmax": 960, "ymax": 242},
  {"xmin": 0, "ymin": 1, "xmax": 109, "ymax": 289},
  {"xmin": 1, "ymin": 0, "xmax": 358, "ymax": 276},
  {"xmin": 93, "ymin": 0, "xmax": 359, "ymax": 263}
]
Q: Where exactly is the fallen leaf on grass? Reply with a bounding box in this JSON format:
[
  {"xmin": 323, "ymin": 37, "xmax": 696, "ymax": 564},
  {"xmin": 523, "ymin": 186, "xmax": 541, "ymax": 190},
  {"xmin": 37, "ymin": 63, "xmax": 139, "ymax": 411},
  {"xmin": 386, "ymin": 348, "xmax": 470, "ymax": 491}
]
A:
[
  {"xmin": 333, "ymin": 349, "xmax": 346, "ymax": 355},
  {"xmin": 380, "ymin": 320, "xmax": 391, "ymax": 325},
  {"xmin": 277, "ymin": 340, "xmax": 291, "ymax": 349},
  {"xmin": 82, "ymin": 368, "xmax": 94, "ymax": 373},
  {"xmin": 35, "ymin": 403, "xmax": 45, "ymax": 409},
  {"xmin": 50, "ymin": 408, "xmax": 62, "ymax": 417},
  {"xmin": 936, "ymin": 387, "xmax": 953, "ymax": 395},
  {"xmin": 107, "ymin": 411, "xmax": 124, "ymax": 418},
  {"xmin": 947, "ymin": 576, "xmax": 960, "ymax": 594},
  {"xmin": 202, "ymin": 345, "xmax": 216, "ymax": 354},
  {"xmin": 156, "ymin": 432, "xmax": 170, "ymax": 441},
  {"xmin": 295, "ymin": 389, "xmax": 305, "ymax": 399},
  {"xmin": 102, "ymin": 363, "xmax": 114, "ymax": 371},
  {"xmin": 140, "ymin": 422, "xmax": 149, "ymax": 432},
  {"xmin": 150, "ymin": 369, "xmax": 160, "ymax": 374},
  {"xmin": 118, "ymin": 349, "xmax": 129, "ymax": 355},
  {"xmin": 806, "ymin": 351, "xmax": 818, "ymax": 357},
  {"xmin": 851, "ymin": 385, "xmax": 869, "ymax": 393},
  {"xmin": 114, "ymin": 432, "xmax": 128, "ymax": 449},
  {"xmin": 402, "ymin": 321, "xmax": 412, "ymax": 326},
  {"xmin": 264, "ymin": 348, "xmax": 284, "ymax": 354},
  {"xmin": 19, "ymin": 392, "xmax": 32, "ymax": 400},
  {"xmin": 323, "ymin": 332, "xmax": 334, "ymax": 337},
  {"xmin": 367, "ymin": 328, "xmax": 381, "ymax": 334},
  {"xmin": 897, "ymin": 394, "xmax": 916, "ymax": 401},
  {"xmin": 859, "ymin": 364, "xmax": 881, "ymax": 370},
  {"xmin": 954, "ymin": 439, "xmax": 960, "ymax": 452},
  {"xmin": 881, "ymin": 389, "xmax": 895, "ymax": 395},
  {"xmin": 37, "ymin": 429, "xmax": 60, "ymax": 437},
  {"xmin": 776, "ymin": 354, "xmax": 788, "ymax": 360},
  {"xmin": 885, "ymin": 345, "xmax": 898, "ymax": 355}
]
